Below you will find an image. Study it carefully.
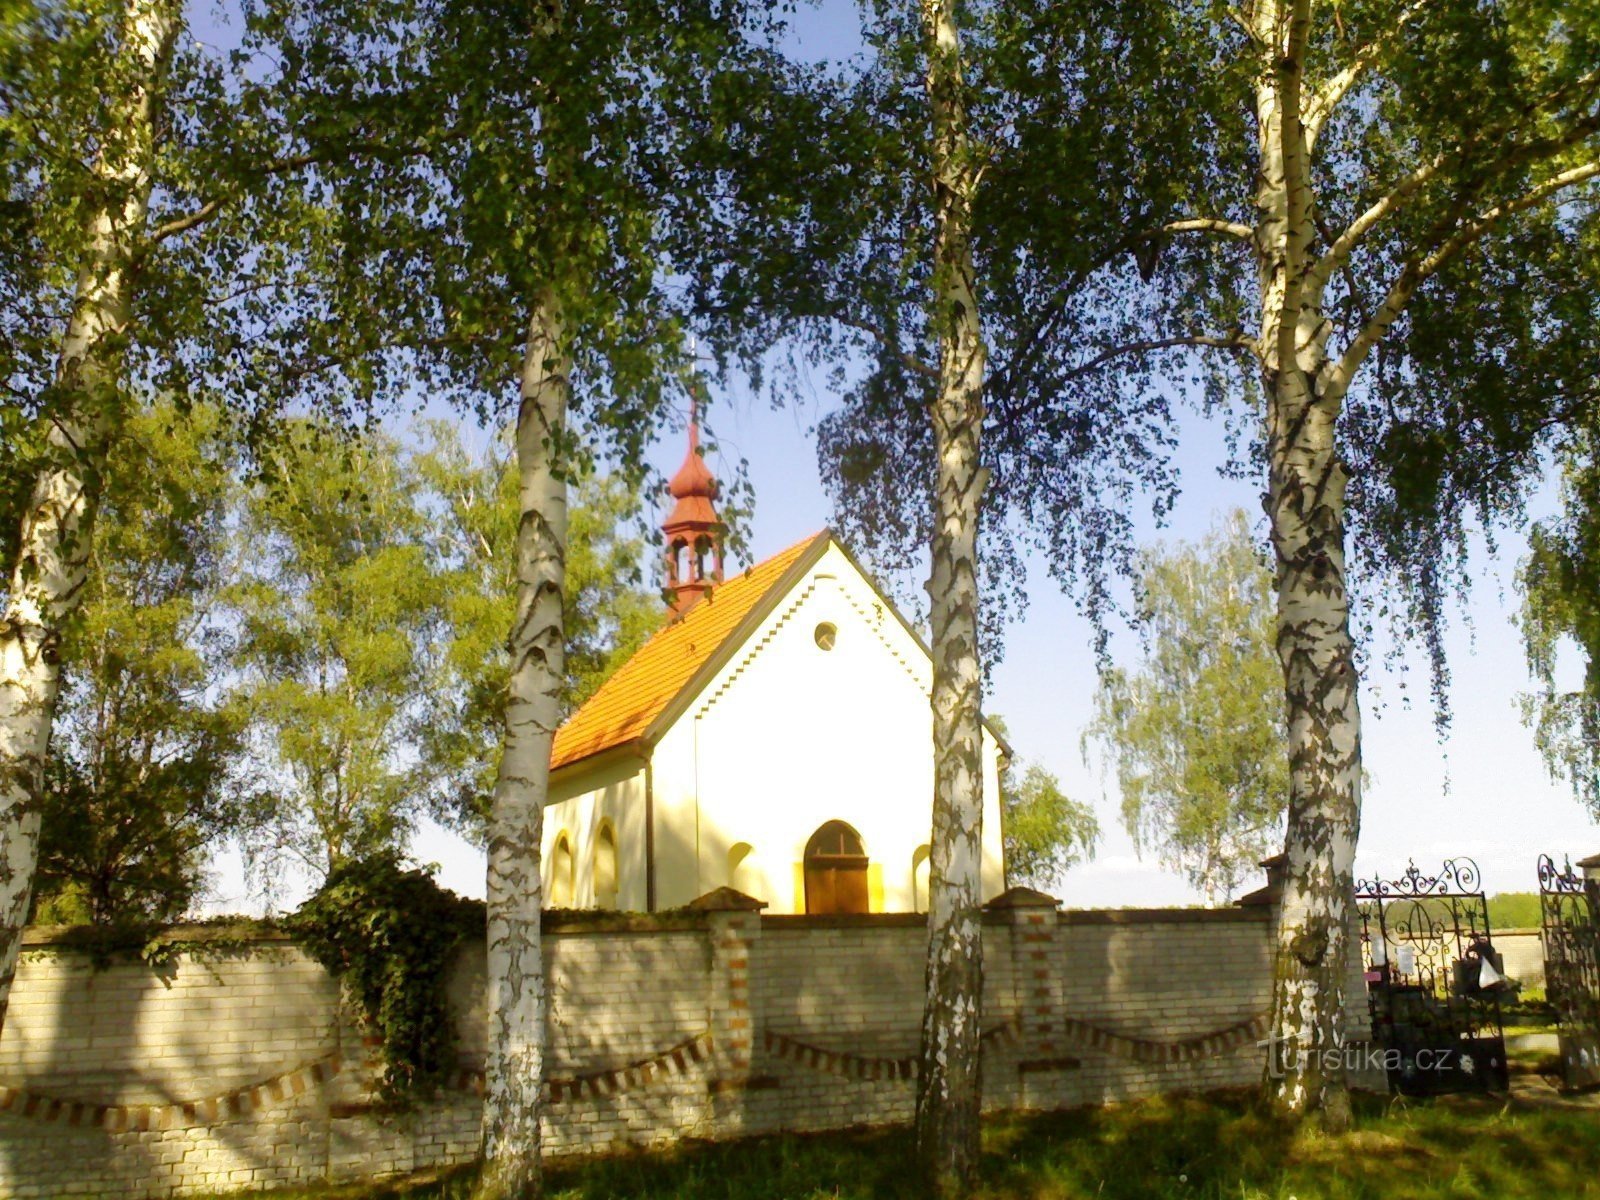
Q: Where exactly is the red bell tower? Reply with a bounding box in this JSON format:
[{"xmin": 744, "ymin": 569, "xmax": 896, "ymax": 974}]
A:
[{"xmin": 662, "ymin": 391, "xmax": 724, "ymax": 615}]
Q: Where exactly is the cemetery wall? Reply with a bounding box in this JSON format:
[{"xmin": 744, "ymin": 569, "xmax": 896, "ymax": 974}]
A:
[{"xmin": 0, "ymin": 891, "xmax": 1376, "ymax": 1198}]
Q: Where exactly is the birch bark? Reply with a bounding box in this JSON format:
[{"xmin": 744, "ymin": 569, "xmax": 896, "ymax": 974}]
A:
[
  {"xmin": 913, "ymin": 0, "xmax": 988, "ymax": 1190},
  {"xmin": 476, "ymin": 292, "xmax": 569, "ymax": 1200},
  {"xmin": 1251, "ymin": 0, "xmax": 1360, "ymax": 1129},
  {"xmin": 0, "ymin": 0, "xmax": 179, "ymax": 1032}
]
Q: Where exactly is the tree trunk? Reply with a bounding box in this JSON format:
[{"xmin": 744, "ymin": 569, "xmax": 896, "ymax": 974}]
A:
[
  {"xmin": 1262, "ymin": 364, "xmax": 1360, "ymax": 1131},
  {"xmin": 0, "ymin": 0, "xmax": 177, "ymax": 1032},
  {"xmin": 1251, "ymin": 0, "xmax": 1358, "ymax": 1128},
  {"xmin": 914, "ymin": 0, "xmax": 988, "ymax": 1192},
  {"xmin": 475, "ymin": 291, "xmax": 569, "ymax": 1200}
]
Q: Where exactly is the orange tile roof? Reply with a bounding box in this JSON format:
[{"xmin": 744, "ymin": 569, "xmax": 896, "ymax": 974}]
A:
[{"xmin": 550, "ymin": 531, "xmax": 829, "ymax": 772}]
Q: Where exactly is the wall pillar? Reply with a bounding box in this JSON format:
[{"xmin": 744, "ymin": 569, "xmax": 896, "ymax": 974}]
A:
[
  {"xmin": 687, "ymin": 886, "xmax": 766, "ymax": 1131},
  {"xmin": 984, "ymin": 886, "xmax": 1064, "ymax": 1109}
]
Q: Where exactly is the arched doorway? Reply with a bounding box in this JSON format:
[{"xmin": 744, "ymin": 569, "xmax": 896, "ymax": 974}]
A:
[{"xmin": 804, "ymin": 821, "xmax": 870, "ymax": 915}]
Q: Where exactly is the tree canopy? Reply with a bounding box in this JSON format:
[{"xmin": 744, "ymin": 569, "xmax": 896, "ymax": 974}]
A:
[
  {"xmin": 31, "ymin": 402, "xmax": 247, "ymax": 923},
  {"xmin": 1087, "ymin": 512, "xmax": 1287, "ymax": 903}
]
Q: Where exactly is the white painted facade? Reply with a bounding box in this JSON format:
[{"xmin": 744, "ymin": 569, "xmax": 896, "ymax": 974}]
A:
[{"xmin": 542, "ymin": 536, "xmax": 1007, "ymax": 913}]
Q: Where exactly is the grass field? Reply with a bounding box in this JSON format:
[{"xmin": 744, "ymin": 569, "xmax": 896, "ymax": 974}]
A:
[{"xmin": 195, "ymin": 1089, "xmax": 1600, "ymax": 1200}]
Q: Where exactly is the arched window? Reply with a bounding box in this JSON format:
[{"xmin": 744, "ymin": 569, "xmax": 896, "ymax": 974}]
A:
[
  {"xmin": 728, "ymin": 842, "xmax": 756, "ymax": 897},
  {"xmin": 593, "ymin": 823, "xmax": 619, "ymax": 909},
  {"xmin": 912, "ymin": 844, "xmax": 932, "ymax": 914},
  {"xmin": 549, "ymin": 832, "xmax": 575, "ymax": 908},
  {"xmin": 804, "ymin": 820, "xmax": 869, "ymax": 915}
]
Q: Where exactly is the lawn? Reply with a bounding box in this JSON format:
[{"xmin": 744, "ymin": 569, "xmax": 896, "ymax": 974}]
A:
[{"xmin": 197, "ymin": 1090, "xmax": 1600, "ymax": 1200}]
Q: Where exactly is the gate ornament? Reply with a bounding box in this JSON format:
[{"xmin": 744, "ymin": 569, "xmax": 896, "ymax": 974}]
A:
[
  {"xmin": 1537, "ymin": 852, "xmax": 1600, "ymax": 1090},
  {"xmin": 1354, "ymin": 857, "xmax": 1482, "ymax": 898},
  {"xmin": 1354, "ymin": 857, "xmax": 1509, "ymax": 1096}
]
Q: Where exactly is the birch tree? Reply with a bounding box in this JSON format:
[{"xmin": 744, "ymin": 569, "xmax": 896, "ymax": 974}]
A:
[
  {"xmin": 677, "ymin": 11, "xmax": 1193, "ymax": 1187},
  {"xmin": 1, "ymin": 0, "xmax": 449, "ymax": 1031},
  {"xmin": 244, "ymin": 0, "xmax": 762, "ymax": 1190},
  {"xmin": 1520, "ymin": 440, "xmax": 1600, "ymax": 818},
  {"xmin": 987, "ymin": 0, "xmax": 1600, "ymax": 1124},
  {"xmin": 0, "ymin": 0, "xmax": 181, "ymax": 1027},
  {"xmin": 914, "ymin": 0, "xmax": 988, "ymax": 1189}
]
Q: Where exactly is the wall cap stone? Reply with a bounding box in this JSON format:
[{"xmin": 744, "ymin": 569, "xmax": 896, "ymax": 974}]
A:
[
  {"xmin": 685, "ymin": 887, "xmax": 768, "ymax": 912},
  {"xmin": 984, "ymin": 886, "xmax": 1062, "ymax": 910}
]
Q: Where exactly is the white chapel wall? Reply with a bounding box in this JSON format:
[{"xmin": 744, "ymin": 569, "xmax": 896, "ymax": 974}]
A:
[
  {"xmin": 542, "ymin": 757, "xmax": 647, "ymax": 910},
  {"xmin": 651, "ymin": 541, "xmax": 1006, "ymax": 913}
]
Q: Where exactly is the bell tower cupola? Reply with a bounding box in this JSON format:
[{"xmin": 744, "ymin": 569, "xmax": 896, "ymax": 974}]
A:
[{"xmin": 662, "ymin": 389, "xmax": 724, "ymax": 615}]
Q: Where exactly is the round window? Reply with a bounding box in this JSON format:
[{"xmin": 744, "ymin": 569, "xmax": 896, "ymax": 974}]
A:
[{"xmin": 813, "ymin": 622, "xmax": 838, "ymax": 651}]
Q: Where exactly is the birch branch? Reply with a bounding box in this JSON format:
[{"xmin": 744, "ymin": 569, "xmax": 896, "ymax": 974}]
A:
[
  {"xmin": 1312, "ymin": 117, "xmax": 1600, "ymax": 293},
  {"xmin": 1064, "ymin": 333, "xmax": 1255, "ymax": 380},
  {"xmin": 1304, "ymin": 0, "xmax": 1430, "ymax": 147},
  {"xmin": 1163, "ymin": 217, "xmax": 1255, "ymax": 240},
  {"xmin": 837, "ymin": 315, "xmax": 940, "ymax": 379},
  {"xmin": 147, "ymin": 152, "xmax": 322, "ymax": 244},
  {"xmin": 148, "ymin": 130, "xmax": 458, "ymax": 246},
  {"xmin": 1330, "ymin": 160, "xmax": 1600, "ymax": 400}
]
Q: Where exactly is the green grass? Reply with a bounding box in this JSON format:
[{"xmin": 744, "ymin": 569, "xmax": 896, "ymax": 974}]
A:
[{"xmin": 185, "ymin": 1090, "xmax": 1600, "ymax": 1200}]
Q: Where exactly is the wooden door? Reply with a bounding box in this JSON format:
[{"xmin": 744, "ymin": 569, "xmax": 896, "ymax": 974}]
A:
[{"xmin": 804, "ymin": 821, "xmax": 870, "ymax": 914}]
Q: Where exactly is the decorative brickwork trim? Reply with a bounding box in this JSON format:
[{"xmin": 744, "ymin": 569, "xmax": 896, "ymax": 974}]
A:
[
  {"xmin": 764, "ymin": 1029, "xmax": 914, "ymax": 1081},
  {"xmin": 0, "ymin": 1052, "xmax": 343, "ymax": 1130},
  {"xmin": 449, "ymin": 1031, "xmax": 715, "ymax": 1104},
  {"xmin": 1055, "ymin": 1012, "xmax": 1269, "ymax": 1064},
  {"xmin": 765, "ymin": 1020, "xmax": 1019, "ymax": 1082}
]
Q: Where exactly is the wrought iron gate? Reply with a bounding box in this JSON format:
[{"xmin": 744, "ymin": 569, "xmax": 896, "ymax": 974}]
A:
[
  {"xmin": 1537, "ymin": 853, "xmax": 1600, "ymax": 1089},
  {"xmin": 1354, "ymin": 859, "xmax": 1509, "ymax": 1095}
]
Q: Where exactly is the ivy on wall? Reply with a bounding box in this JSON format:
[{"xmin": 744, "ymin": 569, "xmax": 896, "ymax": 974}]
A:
[
  {"xmin": 287, "ymin": 853, "xmax": 485, "ymax": 1103},
  {"xmin": 21, "ymin": 916, "xmax": 282, "ymax": 970}
]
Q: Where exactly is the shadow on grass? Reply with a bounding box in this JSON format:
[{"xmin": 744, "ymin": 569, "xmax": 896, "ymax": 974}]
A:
[{"xmin": 198, "ymin": 1090, "xmax": 1600, "ymax": 1200}]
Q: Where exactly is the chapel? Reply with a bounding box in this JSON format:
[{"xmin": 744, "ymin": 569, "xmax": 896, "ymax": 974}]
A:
[{"xmin": 542, "ymin": 416, "xmax": 1009, "ymax": 914}]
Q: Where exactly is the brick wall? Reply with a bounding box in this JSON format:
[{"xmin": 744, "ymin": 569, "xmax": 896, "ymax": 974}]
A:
[
  {"xmin": 1493, "ymin": 929, "xmax": 1545, "ymax": 991},
  {"xmin": 0, "ymin": 891, "xmax": 1376, "ymax": 1198}
]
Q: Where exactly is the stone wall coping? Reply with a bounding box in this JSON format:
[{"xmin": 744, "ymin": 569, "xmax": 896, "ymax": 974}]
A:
[
  {"xmin": 542, "ymin": 910, "xmax": 709, "ymax": 933},
  {"xmin": 763, "ymin": 913, "xmax": 928, "ymax": 930},
  {"xmin": 20, "ymin": 923, "xmax": 296, "ymax": 949},
  {"xmin": 984, "ymin": 886, "xmax": 1062, "ymax": 910},
  {"xmin": 21, "ymin": 909, "xmax": 714, "ymax": 955},
  {"xmin": 760, "ymin": 905, "xmax": 1268, "ymax": 930},
  {"xmin": 1055, "ymin": 906, "xmax": 1270, "ymax": 926},
  {"xmin": 23, "ymin": 902, "xmax": 1268, "ymax": 954},
  {"xmin": 684, "ymin": 887, "xmax": 768, "ymax": 912}
]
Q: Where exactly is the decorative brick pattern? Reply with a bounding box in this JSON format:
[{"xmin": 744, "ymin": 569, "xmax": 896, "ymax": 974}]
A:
[
  {"xmin": 1054, "ymin": 1012, "xmax": 1269, "ymax": 1064},
  {"xmin": 0, "ymin": 1052, "xmax": 343, "ymax": 1130}
]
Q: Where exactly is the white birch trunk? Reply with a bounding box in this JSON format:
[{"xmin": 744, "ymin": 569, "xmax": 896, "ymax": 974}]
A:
[
  {"xmin": 914, "ymin": 0, "xmax": 988, "ymax": 1190},
  {"xmin": 475, "ymin": 292, "xmax": 568, "ymax": 1200},
  {"xmin": 0, "ymin": 0, "xmax": 177, "ymax": 1032},
  {"xmin": 1252, "ymin": 0, "xmax": 1359, "ymax": 1129}
]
